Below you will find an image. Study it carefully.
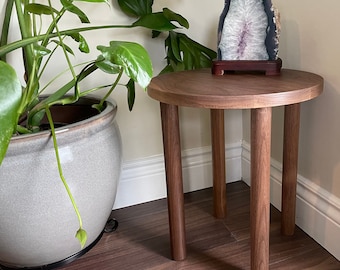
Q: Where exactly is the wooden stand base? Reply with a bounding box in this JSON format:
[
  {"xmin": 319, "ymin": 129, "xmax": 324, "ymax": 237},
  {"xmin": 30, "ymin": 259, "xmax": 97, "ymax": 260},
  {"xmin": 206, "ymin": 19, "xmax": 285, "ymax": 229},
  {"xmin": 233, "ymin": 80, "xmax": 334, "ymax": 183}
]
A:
[{"xmin": 212, "ymin": 58, "xmax": 282, "ymax": 76}]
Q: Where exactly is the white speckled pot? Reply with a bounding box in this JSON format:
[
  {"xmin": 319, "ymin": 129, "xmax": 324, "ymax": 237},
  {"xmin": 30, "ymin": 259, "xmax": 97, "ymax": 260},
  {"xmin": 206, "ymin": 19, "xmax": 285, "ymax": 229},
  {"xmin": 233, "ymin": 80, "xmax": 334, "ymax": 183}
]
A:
[{"xmin": 0, "ymin": 97, "xmax": 122, "ymax": 268}]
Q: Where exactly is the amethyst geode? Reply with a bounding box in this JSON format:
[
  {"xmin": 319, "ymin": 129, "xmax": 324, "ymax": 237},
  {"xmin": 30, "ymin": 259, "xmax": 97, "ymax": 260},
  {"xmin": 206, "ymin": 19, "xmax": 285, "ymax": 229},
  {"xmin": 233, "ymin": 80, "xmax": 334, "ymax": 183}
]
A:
[{"xmin": 218, "ymin": 0, "xmax": 280, "ymax": 61}]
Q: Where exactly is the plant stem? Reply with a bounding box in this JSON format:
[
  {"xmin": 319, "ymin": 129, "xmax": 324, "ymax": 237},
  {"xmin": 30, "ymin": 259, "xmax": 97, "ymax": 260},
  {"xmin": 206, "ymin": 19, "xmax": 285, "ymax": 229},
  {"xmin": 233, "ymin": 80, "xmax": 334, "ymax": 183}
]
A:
[
  {"xmin": 98, "ymin": 68, "xmax": 123, "ymax": 108},
  {"xmin": 14, "ymin": 0, "xmax": 35, "ymax": 79},
  {"xmin": 0, "ymin": 24, "xmax": 134, "ymax": 57},
  {"xmin": 45, "ymin": 107, "xmax": 85, "ymax": 233},
  {"xmin": 48, "ymin": 0, "xmax": 78, "ymax": 95},
  {"xmin": 0, "ymin": 0, "xmax": 14, "ymax": 62}
]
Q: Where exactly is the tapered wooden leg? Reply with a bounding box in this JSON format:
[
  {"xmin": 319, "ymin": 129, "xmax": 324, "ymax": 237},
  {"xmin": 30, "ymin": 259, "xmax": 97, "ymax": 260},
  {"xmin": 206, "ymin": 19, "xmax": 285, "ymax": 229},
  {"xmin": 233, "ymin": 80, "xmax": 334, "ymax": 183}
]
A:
[
  {"xmin": 160, "ymin": 102, "xmax": 186, "ymax": 261},
  {"xmin": 210, "ymin": 109, "xmax": 227, "ymax": 218},
  {"xmin": 281, "ymin": 103, "xmax": 300, "ymax": 236},
  {"xmin": 251, "ymin": 107, "xmax": 272, "ymax": 270}
]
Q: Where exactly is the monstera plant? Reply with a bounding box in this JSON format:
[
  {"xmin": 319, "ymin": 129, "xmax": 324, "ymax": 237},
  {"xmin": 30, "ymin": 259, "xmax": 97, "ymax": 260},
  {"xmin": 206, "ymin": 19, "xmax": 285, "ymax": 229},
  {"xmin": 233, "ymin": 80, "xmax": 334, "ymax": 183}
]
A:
[{"xmin": 0, "ymin": 0, "xmax": 216, "ymax": 267}]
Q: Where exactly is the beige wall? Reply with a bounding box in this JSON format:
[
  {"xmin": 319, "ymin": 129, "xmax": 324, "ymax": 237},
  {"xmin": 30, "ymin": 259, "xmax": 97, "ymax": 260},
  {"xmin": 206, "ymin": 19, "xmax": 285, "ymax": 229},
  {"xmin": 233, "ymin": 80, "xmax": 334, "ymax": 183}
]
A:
[{"xmin": 243, "ymin": 0, "xmax": 340, "ymax": 198}]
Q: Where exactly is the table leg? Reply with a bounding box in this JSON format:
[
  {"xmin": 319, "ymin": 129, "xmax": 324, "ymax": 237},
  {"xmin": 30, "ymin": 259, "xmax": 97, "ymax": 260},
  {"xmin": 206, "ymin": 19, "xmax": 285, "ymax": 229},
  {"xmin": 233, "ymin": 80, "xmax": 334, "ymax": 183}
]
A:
[
  {"xmin": 281, "ymin": 103, "xmax": 300, "ymax": 236},
  {"xmin": 160, "ymin": 102, "xmax": 186, "ymax": 261},
  {"xmin": 251, "ymin": 107, "xmax": 272, "ymax": 270},
  {"xmin": 210, "ymin": 109, "xmax": 227, "ymax": 218}
]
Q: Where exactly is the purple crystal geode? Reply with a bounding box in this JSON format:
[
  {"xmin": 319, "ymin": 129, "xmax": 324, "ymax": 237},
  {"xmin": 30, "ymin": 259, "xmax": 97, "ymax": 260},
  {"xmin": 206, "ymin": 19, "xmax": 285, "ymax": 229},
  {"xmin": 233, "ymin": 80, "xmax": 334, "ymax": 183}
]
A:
[{"xmin": 218, "ymin": 0, "xmax": 280, "ymax": 61}]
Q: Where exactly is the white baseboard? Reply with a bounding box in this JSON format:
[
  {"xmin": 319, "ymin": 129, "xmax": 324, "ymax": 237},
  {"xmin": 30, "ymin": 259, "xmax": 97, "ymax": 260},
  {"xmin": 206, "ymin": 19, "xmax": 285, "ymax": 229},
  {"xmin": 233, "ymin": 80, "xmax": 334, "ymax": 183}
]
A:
[
  {"xmin": 113, "ymin": 142, "xmax": 242, "ymax": 209},
  {"xmin": 241, "ymin": 141, "xmax": 340, "ymax": 261}
]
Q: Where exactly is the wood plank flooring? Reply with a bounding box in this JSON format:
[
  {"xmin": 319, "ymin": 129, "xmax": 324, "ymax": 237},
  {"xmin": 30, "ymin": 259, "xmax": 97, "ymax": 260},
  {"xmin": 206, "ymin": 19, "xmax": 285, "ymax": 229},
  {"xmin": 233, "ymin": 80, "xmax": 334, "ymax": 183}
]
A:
[{"xmin": 59, "ymin": 181, "xmax": 340, "ymax": 270}]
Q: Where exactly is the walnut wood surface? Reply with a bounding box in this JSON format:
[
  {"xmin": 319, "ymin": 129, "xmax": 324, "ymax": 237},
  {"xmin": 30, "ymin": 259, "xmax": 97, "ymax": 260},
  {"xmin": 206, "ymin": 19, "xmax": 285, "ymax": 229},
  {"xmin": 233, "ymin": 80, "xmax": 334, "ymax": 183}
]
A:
[
  {"xmin": 250, "ymin": 108, "xmax": 272, "ymax": 270},
  {"xmin": 211, "ymin": 109, "xmax": 227, "ymax": 218},
  {"xmin": 160, "ymin": 103, "xmax": 186, "ymax": 260},
  {"xmin": 147, "ymin": 69, "xmax": 323, "ymax": 109},
  {"xmin": 281, "ymin": 104, "xmax": 301, "ymax": 235}
]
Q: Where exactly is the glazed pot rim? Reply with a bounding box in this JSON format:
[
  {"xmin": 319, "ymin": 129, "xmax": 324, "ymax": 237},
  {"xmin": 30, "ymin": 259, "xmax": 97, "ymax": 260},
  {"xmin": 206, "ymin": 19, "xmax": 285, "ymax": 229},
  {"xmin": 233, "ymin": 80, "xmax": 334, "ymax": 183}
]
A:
[{"xmin": 10, "ymin": 96, "xmax": 117, "ymax": 143}]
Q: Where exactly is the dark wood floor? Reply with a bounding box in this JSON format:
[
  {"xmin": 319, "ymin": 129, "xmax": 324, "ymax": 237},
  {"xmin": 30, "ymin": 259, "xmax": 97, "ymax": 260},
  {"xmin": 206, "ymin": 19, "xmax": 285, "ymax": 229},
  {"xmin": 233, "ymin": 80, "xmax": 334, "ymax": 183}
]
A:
[{"xmin": 59, "ymin": 181, "xmax": 340, "ymax": 270}]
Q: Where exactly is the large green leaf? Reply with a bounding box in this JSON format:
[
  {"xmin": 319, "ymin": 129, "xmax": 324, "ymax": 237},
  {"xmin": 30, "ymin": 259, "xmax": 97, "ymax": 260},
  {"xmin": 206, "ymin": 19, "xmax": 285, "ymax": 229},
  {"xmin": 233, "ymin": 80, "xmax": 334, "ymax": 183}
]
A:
[
  {"xmin": 163, "ymin": 8, "xmax": 189, "ymax": 29},
  {"xmin": 160, "ymin": 32, "xmax": 217, "ymax": 74},
  {"xmin": 132, "ymin": 12, "xmax": 178, "ymax": 32},
  {"xmin": 117, "ymin": 0, "xmax": 153, "ymax": 17},
  {"xmin": 0, "ymin": 61, "xmax": 22, "ymax": 165},
  {"xmin": 97, "ymin": 41, "xmax": 152, "ymax": 89}
]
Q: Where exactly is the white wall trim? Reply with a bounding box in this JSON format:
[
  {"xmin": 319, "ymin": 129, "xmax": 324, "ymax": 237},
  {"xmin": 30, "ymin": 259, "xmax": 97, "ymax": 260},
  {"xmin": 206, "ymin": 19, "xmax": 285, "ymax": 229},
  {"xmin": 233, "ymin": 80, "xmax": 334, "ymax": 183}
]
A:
[
  {"xmin": 113, "ymin": 142, "xmax": 242, "ymax": 209},
  {"xmin": 241, "ymin": 141, "xmax": 340, "ymax": 261}
]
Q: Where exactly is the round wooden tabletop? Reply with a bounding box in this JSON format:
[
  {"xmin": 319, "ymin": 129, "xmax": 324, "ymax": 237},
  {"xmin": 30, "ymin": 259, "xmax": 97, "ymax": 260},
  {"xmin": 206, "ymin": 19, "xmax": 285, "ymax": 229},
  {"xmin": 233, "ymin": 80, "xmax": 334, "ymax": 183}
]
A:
[{"xmin": 147, "ymin": 69, "xmax": 324, "ymax": 109}]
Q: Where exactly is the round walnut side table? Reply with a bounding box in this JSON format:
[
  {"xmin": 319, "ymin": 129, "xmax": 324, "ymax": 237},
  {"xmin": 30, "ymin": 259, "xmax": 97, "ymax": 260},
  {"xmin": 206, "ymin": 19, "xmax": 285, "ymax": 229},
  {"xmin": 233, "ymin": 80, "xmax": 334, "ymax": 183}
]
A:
[{"xmin": 147, "ymin": 68, "xmax": 323, "ymax": 270}]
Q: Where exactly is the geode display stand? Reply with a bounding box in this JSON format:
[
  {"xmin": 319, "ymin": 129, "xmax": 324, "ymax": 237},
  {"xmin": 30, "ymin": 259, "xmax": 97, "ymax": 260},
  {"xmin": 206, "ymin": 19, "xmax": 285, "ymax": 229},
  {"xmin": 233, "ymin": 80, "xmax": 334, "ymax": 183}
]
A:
[
  {"xmin": 212, "ymin": 58, "xmax": 282, "ymax": 75},
  {"xmin": 214, "ymin": 0, "xmax": 281, "ymax": 76}
]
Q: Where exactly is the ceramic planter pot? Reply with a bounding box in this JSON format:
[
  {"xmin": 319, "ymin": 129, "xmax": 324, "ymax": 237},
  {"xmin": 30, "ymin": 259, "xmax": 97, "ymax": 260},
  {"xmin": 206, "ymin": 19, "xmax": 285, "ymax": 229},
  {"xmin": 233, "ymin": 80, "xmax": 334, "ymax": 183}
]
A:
[{"xmin": 0, "ymin": 97, "xmax": 122, "ymax": 269}]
